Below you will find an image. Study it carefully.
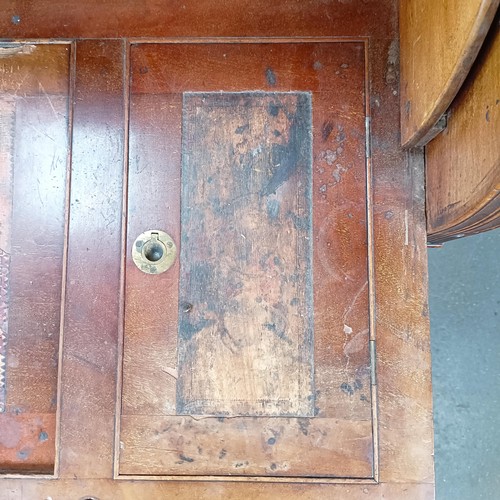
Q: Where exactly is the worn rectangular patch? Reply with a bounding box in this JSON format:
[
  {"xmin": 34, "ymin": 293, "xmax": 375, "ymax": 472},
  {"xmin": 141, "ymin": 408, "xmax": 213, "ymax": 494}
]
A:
[{"xmin": 177, "ymin": 92, "xmax": 314, "ymax": 417}]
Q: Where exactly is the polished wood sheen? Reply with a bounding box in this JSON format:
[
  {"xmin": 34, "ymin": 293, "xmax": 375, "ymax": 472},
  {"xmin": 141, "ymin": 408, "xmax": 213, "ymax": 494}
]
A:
[
  {"xmin": 0, "ymin": 0, "xmax": 435, "ymax": 497},
  {"xmin": 57, "ymin": 39, "xmax": 125, "ymax": 479},
  {"xmin": 0, "ymin": 44, "xmax": 70, "ymax": 473},
  {"xmin": 426, "ymin": 16, "xmax": 500, "ymax": 242},
  {"xmin": 121, "ymin": 41, "xmax": 373, "ymax": 479},
  {"xmin": 400, "ymin": 0, "xmax": 499, "ymax": 147}
]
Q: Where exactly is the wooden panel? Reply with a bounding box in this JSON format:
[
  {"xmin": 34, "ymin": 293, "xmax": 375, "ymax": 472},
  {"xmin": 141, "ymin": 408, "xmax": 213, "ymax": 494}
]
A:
[
  {"xmin": 400, "ymin": 0, "xmax": 499, "ymax": 147},
  {"xmin": 369, "ymin": 33, "xmax": 435, "ymax": 484},
  {"xmin": 121, "ymin": 41, "xmax": 373, "ymax": 478},
  {"xmin": 124, "ymin": 42, "xmax": 370, "ymax": 422},
  {"xmin": 57, "ymin": 40, "xmax": 124, "ymax": 479},
  {"xmin": 426, "ymin": 16, "xmax": 500, "ymax": 243},
  {"xmin": 0, "ymin": 44, "xmax": 70, "ymax": 473},
  {"xmin": 0, "ymin": 478, "xmax": 435, "ymax": 499},
  {"xmin": 0, "ymin": 0, "xmax": 437, "ymax": 494},
  {"xmin": 0, "ymin": 0, "xmax": 394, "ymax": 39},
  {"xmin": 178, "ymin": 92, "xmax": 314, "ymax": 417},
  {"xmin": 120, "ymin": 416, "xmax": 372, "ymax": 477}
]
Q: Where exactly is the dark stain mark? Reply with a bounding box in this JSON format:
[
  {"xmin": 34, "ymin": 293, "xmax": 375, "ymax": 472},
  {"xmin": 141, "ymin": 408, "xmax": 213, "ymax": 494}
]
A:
[
  {"xmin": 298, "ymin": 418, "xmax": 310, "ymax": 436},
  {"xmin": 261, "ymin": 94, "xmax": 312, "ymax": 196},
  {"xmin": 314, "ymin": 406, "xmax": 320, "ymax": 416},
  {"xmin": 287, "ymin": 211, "xmax": 310, "ymax": 231},
  {"xmin": 496, "ymin": 99, "xmax": 499, "ymax": 105},
  {"xmin": 360, "ymin": 394, "xmax": 369, "ymax": 402},
  {"xmin": 139, "ymin": 66, "xmax": 149, "ymax": 75},
  {"xmin": 179, "ymin": 454, "xmax": 194, "ymax": 463},
  {"xmin": 11, "ymin": 15, "xmax": 21, "ymax": 25},
  {"xmin": 268, "ymin": 102, "xmax": 280, "ymax": 117},
  {"xmin": 179, "ymin": 317, "xmax": 215, "ymax": 341},
  {"xmin": 198, "ymin": 446, "xmax": 203, "ymax": 454},
  {"xmin": 266, "ymin": 198, "xmax": 280, "ymax": 220},
  {"xmin": 235, "ymin": 123, "xmax": 249, "ymax": 134},
  {"xmin": 218, "ymin": 315, "xmax": 244, "ymax": 354},
  {"xmin": 336, "ymin": 127, "xmax": 346, "ymax": 142},
  {"xmin": 219, "ymin": 449, "xmax": 227, "ymax": 459},
  {"xmin": 234, "ymin": 461, "xmax": 249, "ymax": 468},
  {"xmin": 405, "ymin": 100, "xmax": 411, "ymax": 116},
  {"xmin": 270, "ymin": 463, "xmax": 277, "ymax": 470},
  {"xmin": 273, "ymin": 129, "xmax": 282, "ymax": 137},
  {"xmin": 267, "ymin": 437, "xmax": 276, "ymax": 445},
  {"xmin": 264, "ymin": 321, "xmax": 292, "ymax": 346},
  {"xmin": 486, "ymin": 109, "xmax": 490, "ymax": 122},
  {"xmin": 290, "ymin": 297, "xmax": 299, "ymax": 306},
  {"xmin": 273, "ymin": 256, "xmax": 281, "ymax": 266},
  {"xmin": 16, "ymin": 448, "xmax": 31, "ymax": 460},
  {"xmin": 340, "ymin": 379, "xmax": 363, "ymax": 396},
  {"xmin": 341, "ymin": 383, "xmax": 354, "ymax": 395},
  {"xmin": 38, "ymin": 431, "xmax": 49, "ymax": 442},
  {"xmin": 266, "ymin": 67, "xmax": 277, "ymax": 86},
  {"xmin": 384, "ymin": 210, "xmax": 394, "ymax": 220},
  {"xmin": 322, "ymin": 121, "xmax": 334, "ymax": 142}
]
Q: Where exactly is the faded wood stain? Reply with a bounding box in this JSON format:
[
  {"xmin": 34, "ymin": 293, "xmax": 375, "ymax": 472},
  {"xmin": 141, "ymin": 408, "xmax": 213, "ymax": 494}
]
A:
[{"xmin": 177, "ymin": 92, "xmax": 314, "ymax": 417}]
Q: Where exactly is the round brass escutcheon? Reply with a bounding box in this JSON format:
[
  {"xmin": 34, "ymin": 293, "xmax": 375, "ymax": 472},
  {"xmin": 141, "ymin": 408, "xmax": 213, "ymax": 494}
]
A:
[{"xmin": 132, "ymin": 230, "xmax": 177, "ymax": 274}]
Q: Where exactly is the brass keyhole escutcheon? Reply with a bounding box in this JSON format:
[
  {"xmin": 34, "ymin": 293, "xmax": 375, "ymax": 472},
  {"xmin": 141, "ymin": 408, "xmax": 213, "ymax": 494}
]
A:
[{"xmin": 132, "ymin": 230, "xmax": 177, "ymax": 274}]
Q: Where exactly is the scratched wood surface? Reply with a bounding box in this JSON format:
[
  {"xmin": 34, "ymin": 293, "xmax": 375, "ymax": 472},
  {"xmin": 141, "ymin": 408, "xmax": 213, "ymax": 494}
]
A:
[
  {"xmin": 121, "ymin": 41, "xmax": 372, "ymax": 477},
  {"xmin": 426, "ymin": 15, "xmax": 500, "ymax": 243},
  {"xmin": 123, "ymin": 42, "xmax": 371, "ymax": 422},
  {"xmin": 0, "ymin": 0, "xmax": 436, "ymax": 496},
  {"xmin": 56, "ymin": 40, "xmax": 125, "ymax": 479},
  {"xmin": 177, "ymin": 92, "xmax": 314, "ymax": 417},
  {"xmin": 0, "ymin": 0, "xmax": 395, "ymax": 40},
  {"xmin": 0, "ymin": 45, "xmax": 70, "ymax": 473},
  {"xmin": 0, "ymin": 478, "xmax": 435, "ymax": 500},
  {"xmin": 399, "ymin": 0, "xmax": 499, "ymax": 147}
]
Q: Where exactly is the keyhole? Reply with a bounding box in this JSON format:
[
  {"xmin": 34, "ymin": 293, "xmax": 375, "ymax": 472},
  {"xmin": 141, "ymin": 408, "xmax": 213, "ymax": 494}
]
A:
[{"xmin": 143, "ymin": 240, "xmax": 164, "ymax": 262}]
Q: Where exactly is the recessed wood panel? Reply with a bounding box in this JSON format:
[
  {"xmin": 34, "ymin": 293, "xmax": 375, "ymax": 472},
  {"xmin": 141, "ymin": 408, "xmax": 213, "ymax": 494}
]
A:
[{"xmin": 177, "ymin": 92, "xmax": 314, "ymax": 417}]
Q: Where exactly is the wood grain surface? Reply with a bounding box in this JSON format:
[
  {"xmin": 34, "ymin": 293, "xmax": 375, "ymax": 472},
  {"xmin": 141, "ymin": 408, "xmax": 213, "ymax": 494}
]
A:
[
  {"xmin": 0, "ymin": 0, "xmax": 436, "ymax": 496},
  {"xmin": 177, "ymin": 92, "xmax": 314, "ymax": 417},
  {"xmin": 121, "ymin": 41, "xmax": 373, "ymax": 478},
  {"xmin": 400, "ymin": 0, "xmax": 499, "ymax": 147},
  {"xmin": 426, "ymin": 15, "xmax": 500, "ymax": 242},
  {"xmin": 0, "ymin": 44, "xmax": 70, "ymax": 473},
  {"xmin": 0, "ymin": 0, "xmax": 394, "ymax": 39},
  {"xmin": 57, "ymin": 40, "xmax": 124, "ymax": 479},
  {"xmin": 0, "ymin": 478, "xmax": 435, "ymax": 500}
]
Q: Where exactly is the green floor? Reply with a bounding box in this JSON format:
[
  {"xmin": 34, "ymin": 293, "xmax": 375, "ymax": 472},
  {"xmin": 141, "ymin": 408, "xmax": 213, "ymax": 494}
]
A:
[{"xmin": 428, "ymin": 230, "xmax": 500, "ymax": 499}]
